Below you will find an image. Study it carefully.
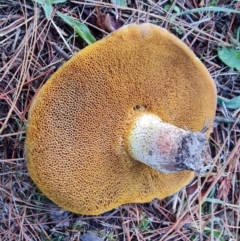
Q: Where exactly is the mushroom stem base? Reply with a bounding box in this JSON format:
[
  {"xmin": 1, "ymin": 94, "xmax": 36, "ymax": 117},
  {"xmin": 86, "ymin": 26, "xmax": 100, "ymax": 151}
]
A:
[{"xmin": 127, "ymin": 113, "xmax": 208, "ymax": 174}]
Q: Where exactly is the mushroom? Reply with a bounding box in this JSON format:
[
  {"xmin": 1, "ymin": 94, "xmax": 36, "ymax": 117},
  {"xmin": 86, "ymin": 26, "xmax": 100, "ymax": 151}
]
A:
[{"xmin": 25, "ymin": 23, "xmax": 217, "ymax": 215}]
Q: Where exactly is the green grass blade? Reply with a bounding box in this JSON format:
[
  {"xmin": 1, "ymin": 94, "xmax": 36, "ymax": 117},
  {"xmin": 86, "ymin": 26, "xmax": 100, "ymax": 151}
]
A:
[
  {"xmin": 206, "ymin": 197, "xmax": 240, "ymax": 208},
  {"xmin": 175, "ymin": 6, "xmax": 240, "ymax": 16}
]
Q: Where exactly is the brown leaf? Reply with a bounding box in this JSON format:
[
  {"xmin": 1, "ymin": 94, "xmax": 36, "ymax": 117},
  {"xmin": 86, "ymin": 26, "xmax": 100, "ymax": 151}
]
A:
[
  {"xmin": 102, "ymin": 13, "xmax": 123, "ymax": 32},
  {"xmin": 96, "ymin": 7, "xmax": 123, "ymax": 33},
  {"xmin": 186, "ymin": 176, "xmax": 214, "ymax": 197}
]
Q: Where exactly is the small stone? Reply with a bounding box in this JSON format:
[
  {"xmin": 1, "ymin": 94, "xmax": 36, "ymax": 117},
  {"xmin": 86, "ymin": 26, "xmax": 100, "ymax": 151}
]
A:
[{"xmin": 81, "ymin": 231, "xmax": 104, "ymax": 241}]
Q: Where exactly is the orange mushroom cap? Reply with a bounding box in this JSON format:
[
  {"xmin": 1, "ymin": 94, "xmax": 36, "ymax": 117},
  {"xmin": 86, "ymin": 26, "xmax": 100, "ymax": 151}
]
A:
[{"xmin": 25, "ymin": 23, "xmax": 217, "ymax": 215}]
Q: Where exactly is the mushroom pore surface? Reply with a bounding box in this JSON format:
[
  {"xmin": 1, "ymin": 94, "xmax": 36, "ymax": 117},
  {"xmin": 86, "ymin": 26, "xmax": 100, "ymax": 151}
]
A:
[{"xmin": 25, "ymin": 23, "xmax": 217, "ymax": 215}]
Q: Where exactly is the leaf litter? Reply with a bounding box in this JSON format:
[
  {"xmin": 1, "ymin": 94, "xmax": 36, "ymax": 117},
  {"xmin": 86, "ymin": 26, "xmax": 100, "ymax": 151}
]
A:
[{"xmin": 0, "ymin": 0, "xmax": 239, "ymax": 240}]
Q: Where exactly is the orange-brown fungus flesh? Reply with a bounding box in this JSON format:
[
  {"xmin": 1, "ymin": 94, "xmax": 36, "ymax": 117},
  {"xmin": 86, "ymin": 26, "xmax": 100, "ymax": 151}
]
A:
[{"xmin": 25, "ymin": 23, "xmax": 217, "ymax": 215}]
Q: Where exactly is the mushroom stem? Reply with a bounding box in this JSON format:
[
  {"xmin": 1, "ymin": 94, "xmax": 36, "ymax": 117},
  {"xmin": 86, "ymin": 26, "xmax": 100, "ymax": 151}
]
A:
[{"xmin": 127, "ymin": 113, "xmax": 208, "ymax": 174}]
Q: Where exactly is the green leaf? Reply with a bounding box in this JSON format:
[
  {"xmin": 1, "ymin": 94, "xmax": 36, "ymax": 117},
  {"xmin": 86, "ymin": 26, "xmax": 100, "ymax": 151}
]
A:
[
  {"xmin": 173, "ymin": 6, "xmax": 180, "ymax": 14},
  {"xmin": 218, "ymin": 46, "xmax": 240, "ymax": 71},
  {"xmin": 33, "ymin": 0, "xmax": 44, "ymax": 4},
  {"xmin": 49, "ymin": 0, "xmax": 67, "ymax": 4},
  {"xmin": 57, "ymin": 11, "xmax": 96, "ymax": 45},
  {"xmin": 164, "ymin": 4, "xmax": 171, "ymax": 11},
  {"xmin": 217, "ymin": 95, "xmax": 240, "ymax": 109},
  {"xmin": 32, "ymin": 0, "xmax": 67, "ymax": 20},
  {"xmin": 112, "ymin": 0, "xmax": 127, "ymax": 7},
  {"xmin": 164, "ymin": 4, "xmax": 180, "ymax": 14},
  {"xmin": 210, "ymin": 0, "xmax": 219, "ymax": 6},
  {"xmin": 236, "ymin": 26, "xmax": 240, "ymax": 43},
  {"xmin": 42, "ymin": 3, "xmax": 53, "ymax": 20},
  {"xmin": 202, "ymin": 229, "xmax": 225, "ymax": 241}
]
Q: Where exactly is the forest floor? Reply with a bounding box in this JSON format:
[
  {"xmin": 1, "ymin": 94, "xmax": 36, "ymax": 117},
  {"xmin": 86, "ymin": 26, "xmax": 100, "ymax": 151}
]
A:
[{"xmin": 0, "ymin": 0, "xmax": 240, "ymax": 240}]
